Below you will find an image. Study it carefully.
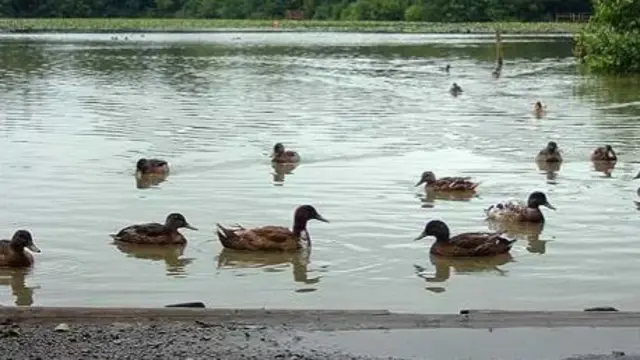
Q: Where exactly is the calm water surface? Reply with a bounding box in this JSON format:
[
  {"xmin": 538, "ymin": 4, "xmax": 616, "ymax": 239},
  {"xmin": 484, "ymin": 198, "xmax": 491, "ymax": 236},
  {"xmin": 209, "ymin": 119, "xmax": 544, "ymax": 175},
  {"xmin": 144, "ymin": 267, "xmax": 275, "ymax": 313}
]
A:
[{"xmin": 1, "ymin": 32, "xmax": 640, "ymax": 312}]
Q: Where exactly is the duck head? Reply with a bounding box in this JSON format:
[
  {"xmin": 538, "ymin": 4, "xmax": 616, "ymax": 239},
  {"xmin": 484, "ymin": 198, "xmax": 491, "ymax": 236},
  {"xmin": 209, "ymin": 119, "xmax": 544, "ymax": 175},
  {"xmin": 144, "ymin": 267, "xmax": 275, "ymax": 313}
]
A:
[
  {"xmin": 527, "ymin": 191, "xmax": 556, "ymax": 210},
  {"xmin": 11, "ymin": 230, "xmax": 40, "ymax": 253},
  {"xmin": 604, "ymin": 144, "xmax": 616, "ymax": 159},
  {"xmin": 415, "ymin": 171, "xmax": 436, "ymax": 187},
  {"xmin": 546, "ymin": 141, "xmax": 559, "ymax": 154},
  {"xmin": 165, "ymin": 213, "xmax": 198, "ymax": 231},
  {"xmin": 136, "ymin": 158, "xmax": 150, "ymax": 172},
  {"xmin": 414, "ymin": 220, "xmax": 450, "ymax": 243},
  {"xmin": 272, "ymin": 143, "xmax": 285, "ymax": 157},
  {"xmin": 535, "ymin": 101, "xmax": 543, "ymax": 110},
  {"xmin": 292, "ymin": 205, "xmax": 329, "ymax": 235}
]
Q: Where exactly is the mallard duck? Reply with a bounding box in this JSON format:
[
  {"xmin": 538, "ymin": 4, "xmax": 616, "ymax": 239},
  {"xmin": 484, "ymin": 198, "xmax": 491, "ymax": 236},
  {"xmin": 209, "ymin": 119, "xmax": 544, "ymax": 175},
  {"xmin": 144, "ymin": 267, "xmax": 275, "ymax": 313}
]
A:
[
  {"xmin": 136, "ymin": 158, "xmax": 169, "ymax": 176},
  {"xmin": 216, "ymin": 205, "xmax": 328, "ymax": 252},
  {"xmin": 533, "ymin": 101, "xmax": 544, "ymax": 117},
  {"xmin": 443, "ymin": 64, "xmax": 451, "ymax": 73},
  {"xmin": 414, "ymin": 220, "xmax": 515, "ymax": 257},
  {"xmin": 271, "ymin": 143, "xmax": 300, "ymax": 164},
  {"xmin": 0, "ymin": 230, "xmax": 41, "ymax": 268},
  {"xmin": 110, "ymin": 213, "xmax": 197, "ymax": 245},
  {"xmin": 485, "ymin": 191, "xmax": 555, "ymax": 223},
  {"xmin": 449, "ymin": 83, "xmax": 463, "ymax": 96},
  {"xmin": 415, "ymin": 171, "xmax": 479, "ymax": 192},
  {"xmin": 535, "ymin": 141, "xmax": 562, "ymax": 163},
  {"xmin": 591, "ymin": 145, "xmax": 617, "ymax": 162}
]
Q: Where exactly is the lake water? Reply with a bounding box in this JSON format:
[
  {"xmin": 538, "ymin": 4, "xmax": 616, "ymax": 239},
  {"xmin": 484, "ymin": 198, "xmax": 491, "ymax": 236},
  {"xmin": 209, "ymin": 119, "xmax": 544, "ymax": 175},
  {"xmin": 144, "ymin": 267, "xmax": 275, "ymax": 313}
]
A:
[{"xmin": 1, "ymin": 32, "xmax": 640, "ymax": 312}]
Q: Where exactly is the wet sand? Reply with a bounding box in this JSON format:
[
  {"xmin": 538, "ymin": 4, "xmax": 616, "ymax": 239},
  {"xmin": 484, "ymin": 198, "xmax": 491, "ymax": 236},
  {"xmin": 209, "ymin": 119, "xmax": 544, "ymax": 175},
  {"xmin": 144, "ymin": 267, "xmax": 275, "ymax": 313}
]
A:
[{"xmin": 1, "ymin": 307, "xmax": 640, "ymax": 359}]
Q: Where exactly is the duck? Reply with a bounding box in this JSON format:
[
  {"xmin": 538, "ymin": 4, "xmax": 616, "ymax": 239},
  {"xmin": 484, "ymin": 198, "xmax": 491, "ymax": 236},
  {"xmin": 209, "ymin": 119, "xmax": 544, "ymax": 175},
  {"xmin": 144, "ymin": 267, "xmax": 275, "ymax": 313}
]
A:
[
  {"xmin": 535, "ymin": 141, "xmax": 562, "ymax": 163},
  {"xmin": 533, "ymin": 101, "xmax": 544, "ymax": 117},
  {"xmin": 414, "ymin": 171, "xmax": 479, "ymax": 192},
  {"xmin": 110, "ymin": 213, "xmax": 197, "ymax": 245},
  {"xmin": 485, "ymin": 191, "xmax": 556, "ymax": 223},
  {"xmin": 443, "ymin": 64, "xmax": 451, "ymax": 73},
  {"xmin": 216, "ymin": 205, "xmax": 328, "ymax": 252},
  {"xmin": 590, "ymin": 145, "xmax": 617, "ymax": 162},
  {"xmin": 449, "ymin": 83, "xmax": 463, "ymax": 96},
  {"xmin": 136, "ymin": 158, "xmax": 169, "ymax": 176},
  {"xmin": 271, "ymin": 143, "xmax": 300, "ymax": 164},
  {"xmin": 414, "ymin": 220, "xmax": 515, "ymax": 257},
  {"xmin": 0, "ymin": 230, "xmax": 41, "ymax": 268}
]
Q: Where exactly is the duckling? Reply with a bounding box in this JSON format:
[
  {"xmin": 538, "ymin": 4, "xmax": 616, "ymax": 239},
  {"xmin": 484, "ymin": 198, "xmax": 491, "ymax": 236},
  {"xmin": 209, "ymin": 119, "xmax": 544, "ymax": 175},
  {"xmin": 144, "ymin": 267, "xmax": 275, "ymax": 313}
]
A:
[
  {"xmin": 591, "ymin": 145, "xmax": 617, "ymax": 162},
  {"xmin": 110, "ymin": 213, "xmax": 197, "ymax": 245},
  {"xmin": 271, "ymin": 143, "xmax": 300, "ymax": 164},
  {"xmin": 535, "ymin": 141, "xmax": 562, "ymax": 163},
  {"xmin": 0, "ymin": 230, "xmax": 41, "ymax": 268},
  {"xmin": 533, "ymin": 101, "xmax": 544, "ymax": 117},
  {"xmin": 485, "ymin": 191, "xmax": 556, "ymax": 223},
  {"xmin": 414, "ymin": 171, "xmax": 479, "ymax": 192},
  {"xmin": 449, "ymin": 83, "xmax": 463, "ymax": 96},
  {"xmin": 216, "ymin": 205, "xmax": 328, "ymax": 252},
  {"xmin": 414, "ymin": 220, "xmax": 515, "ymax": 257},
  {"xmin": 136, "ymin": 158, "xmax": 169, "ymax": 176}
]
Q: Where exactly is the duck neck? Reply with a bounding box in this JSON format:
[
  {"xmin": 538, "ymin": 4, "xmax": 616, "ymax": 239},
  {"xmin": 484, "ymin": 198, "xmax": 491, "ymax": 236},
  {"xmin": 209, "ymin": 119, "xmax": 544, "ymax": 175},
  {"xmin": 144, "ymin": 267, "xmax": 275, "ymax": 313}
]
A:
[
  {"xmin": 434, "ymin": 229, "xmax": 450, "ymax": 243},
  {"xmin": 292, "ymin": 217, "xmax": 308, "ymax": 237},
  {"xmin": 10, "ymin": 242, "xmax": 25, "ymax": 252}
]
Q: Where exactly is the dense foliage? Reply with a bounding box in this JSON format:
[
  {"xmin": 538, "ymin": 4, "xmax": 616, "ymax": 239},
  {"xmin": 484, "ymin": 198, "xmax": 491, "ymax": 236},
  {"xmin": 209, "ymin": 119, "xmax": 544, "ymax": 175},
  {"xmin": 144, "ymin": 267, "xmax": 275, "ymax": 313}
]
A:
[
  {"xmin": 575, "ymin": 0, "xmax": 640, "ymax": 74},
  {"xmin": 0, "ymin": 0, "xmax": 592, "ymax": 21}
]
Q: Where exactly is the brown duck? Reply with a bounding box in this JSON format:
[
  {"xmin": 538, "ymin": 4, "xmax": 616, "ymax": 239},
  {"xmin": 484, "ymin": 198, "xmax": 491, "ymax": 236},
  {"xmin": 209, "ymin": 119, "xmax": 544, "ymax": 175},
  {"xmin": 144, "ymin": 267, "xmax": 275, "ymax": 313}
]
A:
[
  {"xmin": 271, "ymin": 143, "xmax": 300, "ymax": 164},
  {"xmin": 590, "ymin": 145, "xmax": 617, "ymax": 162},
  {"xmin": 485, "ymin": 191, "xmax": 555, "ymax": 223},
  {"xmin": 415, "ymin": 171, "xmax": 479, "ymax": 192},
  {"xmin": 136, "ymin": 158, "xmax": 169, "ymax": 175},
  {"xmin": 414, "ymin": 220, "xmax": 515, "ymax": 257},
  {"xmin": 535, "ymin": 141, "xmax": 562, "ymax": 162},
  {"xmin": 216, "ymin": 205, "xmax": 328, "ymax": 252},
  {"xmin": 110, "ymin": 213, "xmax": 198, "ymax": 245},
  {"xmin": 0, "ymin": 230, "xmax": 41, "ymax": 268}
]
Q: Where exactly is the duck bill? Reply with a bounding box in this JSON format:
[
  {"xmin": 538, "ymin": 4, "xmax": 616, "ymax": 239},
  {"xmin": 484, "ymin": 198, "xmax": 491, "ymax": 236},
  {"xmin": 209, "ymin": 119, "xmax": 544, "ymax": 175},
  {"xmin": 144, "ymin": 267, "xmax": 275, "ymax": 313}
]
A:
[
  {"xmin": 414, "ymin": 179, "xmax": 425, "ymax": 187},
  {"xmin": 185, "ymin": 224, "xmax": 199, "ymax": 231},
  {"xmin": 27, "ymin": 244, "xmax": 41, "ymax": 253},
  {"xmin": 314, "ymin": 214, "xmax": 330, "ymax": 223},
  {"xmin": 634, "ymin": 173, "xmax": 640, "ymax": 180},
  {"xmin": 543, "ymin": 202, "xmax": 556, "ymax": 210},
  {"xmin": 414, "ymin": 232, "xmax": 428, "ymax": 241}
]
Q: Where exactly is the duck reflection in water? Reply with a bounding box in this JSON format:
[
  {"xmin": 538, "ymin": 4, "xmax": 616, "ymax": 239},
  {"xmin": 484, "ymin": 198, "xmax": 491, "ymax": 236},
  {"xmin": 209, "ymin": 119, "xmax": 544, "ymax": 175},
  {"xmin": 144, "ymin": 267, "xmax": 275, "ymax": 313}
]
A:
[
  {"xmin": 486, "ymin": 220, "xmax": 547, "ymax": 254},
  {"xmin": 271, "ymin": 162, "xmax": 299, "ymax": 185},
  {"xmin": 0, "ymin": 268, "xmax": 37, "ymax": 306},
  {"xmin": 216, "ymin": 248, "xmax": 320, "ymax": 285},
  {"xmin": 114, "ymin": 243, "xmax": 194, "ymax": 276},
  {"xmin": 414, "ymin": 253, "xmax": 513, "ymax": 293},
  {"xmin": 592, "ymin": 160, "xmax": 616, "ymax": 178}
]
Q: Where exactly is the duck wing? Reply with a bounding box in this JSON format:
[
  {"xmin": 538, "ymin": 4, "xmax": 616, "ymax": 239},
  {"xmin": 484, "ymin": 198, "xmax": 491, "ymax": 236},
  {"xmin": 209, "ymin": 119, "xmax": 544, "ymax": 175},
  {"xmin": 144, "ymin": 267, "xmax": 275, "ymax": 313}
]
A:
[
  {"xmin": 148, "ymin": 159, "xmax": 168, "ymax": 167},
  {"xmin": 433, "ymin": 177, "xmax": 478, "ymax": 191},
  {"xmin": 434, "ymin": 232, "xmax": 515, "ymax": 257},
  {"xmin": 216, "ymin": 224, "xmax": 300, "ymax": 252},
  {"xmin": 111, "ymin": 222, "xmax": 166, "ymax": 241},
  {"xmin": 484, "ymin": 199, "xmax": 526, "ymax": 221}
]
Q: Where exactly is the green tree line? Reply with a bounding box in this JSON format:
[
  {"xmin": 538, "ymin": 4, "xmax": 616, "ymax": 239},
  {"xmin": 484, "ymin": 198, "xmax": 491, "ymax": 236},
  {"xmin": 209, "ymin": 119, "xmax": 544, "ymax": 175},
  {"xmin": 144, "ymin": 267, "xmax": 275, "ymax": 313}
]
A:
[{"xmin": 0, "ymin": 0, "xmax": 592, "ymax": 21}]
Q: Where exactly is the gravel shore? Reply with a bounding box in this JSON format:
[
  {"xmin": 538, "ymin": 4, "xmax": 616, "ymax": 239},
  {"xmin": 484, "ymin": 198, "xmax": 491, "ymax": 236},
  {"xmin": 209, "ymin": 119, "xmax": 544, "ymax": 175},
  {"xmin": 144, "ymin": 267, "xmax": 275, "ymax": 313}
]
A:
[{"xmin": 0, "ymin": 319, "xmax": 400, "ymax": 360}]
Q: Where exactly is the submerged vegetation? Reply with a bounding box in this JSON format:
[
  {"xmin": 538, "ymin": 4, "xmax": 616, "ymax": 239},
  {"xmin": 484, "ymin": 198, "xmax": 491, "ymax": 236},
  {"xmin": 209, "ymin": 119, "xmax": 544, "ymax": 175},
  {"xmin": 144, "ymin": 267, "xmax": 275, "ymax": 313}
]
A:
[
  {"xmin": 0, "ymin": 18, "xmax": 585, "ymax": 33},
  {"xmin": 575, "ymin": 0, "xmax": 640, "ymax": 74}
]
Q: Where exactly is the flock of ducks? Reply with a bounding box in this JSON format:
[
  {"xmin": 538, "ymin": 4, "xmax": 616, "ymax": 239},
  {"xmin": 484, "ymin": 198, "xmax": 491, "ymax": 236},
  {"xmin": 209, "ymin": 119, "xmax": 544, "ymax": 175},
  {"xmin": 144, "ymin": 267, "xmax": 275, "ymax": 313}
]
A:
[{"xmin": 0, "ymin": 136, "xmax": 628, "ymax": 271}]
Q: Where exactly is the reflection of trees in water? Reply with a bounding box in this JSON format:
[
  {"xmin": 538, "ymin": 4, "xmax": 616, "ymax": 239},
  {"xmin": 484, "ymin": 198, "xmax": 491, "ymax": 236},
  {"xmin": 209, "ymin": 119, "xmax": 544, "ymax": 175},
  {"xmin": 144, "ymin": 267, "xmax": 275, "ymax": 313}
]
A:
[
  {"xmin": 113, "ymin": 242, "xmax": 194, "ymax": 277},
  {"xmin": 0, "ymin": 268, "xmax": 36, "ymax": 306},
  {"xmin": 216, "ymin": 248, "xmax": 321, "ymax": 285}
]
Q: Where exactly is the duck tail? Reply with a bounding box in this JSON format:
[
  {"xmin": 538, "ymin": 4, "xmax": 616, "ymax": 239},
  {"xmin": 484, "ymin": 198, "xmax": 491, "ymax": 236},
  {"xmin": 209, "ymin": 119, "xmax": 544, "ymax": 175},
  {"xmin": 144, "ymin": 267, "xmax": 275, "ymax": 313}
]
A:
[{"xmin": 216, "ymin": 223, "xmax": 239, "ymax": 249}]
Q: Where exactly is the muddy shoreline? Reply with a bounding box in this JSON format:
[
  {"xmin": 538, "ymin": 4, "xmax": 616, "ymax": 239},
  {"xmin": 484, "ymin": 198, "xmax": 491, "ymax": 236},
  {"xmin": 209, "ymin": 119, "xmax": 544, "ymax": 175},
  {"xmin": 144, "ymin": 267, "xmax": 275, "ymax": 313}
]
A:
[{"xmin": 2, "ymin": 307, "xmax": 640, "ymax": 359}]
